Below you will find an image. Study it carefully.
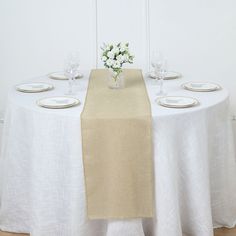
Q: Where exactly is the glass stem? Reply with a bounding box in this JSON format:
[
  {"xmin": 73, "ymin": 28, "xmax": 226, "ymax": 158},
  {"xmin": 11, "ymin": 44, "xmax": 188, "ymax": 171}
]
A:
[
  {"xmin": 159, "ymin": 78, "xmax": 164, "ymax": 94},
  {"xmin": 68, "ymin": 77, "xmax": 73, "ymax": 94}
]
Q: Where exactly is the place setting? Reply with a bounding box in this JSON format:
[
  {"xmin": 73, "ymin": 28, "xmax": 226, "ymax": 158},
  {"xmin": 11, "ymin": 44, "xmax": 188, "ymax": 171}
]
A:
[
  {"xmin": 148, "ymin": 51, "xmax": 185, "ymax": 100},
  {"xmin": 148, "ymin": 71, "xmax": 182, "ymax": 80},
  {"xmin": 15, "ymin": 52, "xmax": 83, "ymax": 110},
  {"xmin": 37, "ymin": 96, "xmax": 80, "ymax": 109},
  {"xmin": 182, "ymin": 81, "xmax": 221, "ymax": 92},
  {"xmin": 149, "ymin": 51, "xmax": 199, "ymax": 109},
  {"xmin": 15, "ymin": 82, "xmax": 54, "ymax": 93},
  {"xmin": 37, "ymin": 52, "xmax": 83, "ymax": 109},
  {"xmin": 156, "ymin": 81, "xmax": 221, "ymax": 109},
  {"xmin": 149, "ymin": 51, "xmax": 224, "ymax": 109},
  {"xmin": 156, "ymin": 96, "xmax": 199, "ymax": 108},
  {"xmin": 48, "ymin": 71, "xmax": 83, "ymax": 80},
  {"xmin": 148, "ymin": 51, "xmax": 182, "ymax": 81},
  {"xmin": 16, "ymin": 82, "xmax": 81, "ymax": 109}
]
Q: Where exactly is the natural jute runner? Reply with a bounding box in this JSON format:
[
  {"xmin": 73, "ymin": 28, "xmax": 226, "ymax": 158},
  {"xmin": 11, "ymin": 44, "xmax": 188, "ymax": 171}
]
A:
[{"xmin": 81, "ymin": 69, "xmax": 153, "ymax": 219}]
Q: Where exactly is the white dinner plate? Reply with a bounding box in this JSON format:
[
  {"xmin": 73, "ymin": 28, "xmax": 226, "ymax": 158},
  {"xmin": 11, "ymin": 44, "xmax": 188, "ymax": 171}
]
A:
[
  {"xmin": 182, "ymin": 82, "xmax": 221, "ymax": 92},
  {"xmin": 48, "ymin": 71, "xmax": 83, "ymax": 80},
  {"xmin": 16, "ymin": 82, "xmax": 54, "ymax": 93},
  {"xmin": 157, "ymin": 96, "xmax": 199, "ymax": 108},
  {"xmin": 148, "ymin": 71, "xmax": 182, "ymax": 80},
  {"xmin": 37, "ymin": 96, "xmax": 80, "ymax": 109}
]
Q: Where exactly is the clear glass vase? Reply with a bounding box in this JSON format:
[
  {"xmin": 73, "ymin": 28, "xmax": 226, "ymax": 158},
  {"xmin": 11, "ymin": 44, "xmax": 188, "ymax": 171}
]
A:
[{"xmin": 108, "ymin": 70, "xmax": 124, "ymax": 89}]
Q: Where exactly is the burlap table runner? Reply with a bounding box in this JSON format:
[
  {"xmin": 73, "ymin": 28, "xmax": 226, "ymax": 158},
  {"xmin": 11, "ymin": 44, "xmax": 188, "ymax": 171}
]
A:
[{"xmin": 81, "ymin": 69, "xmax": 153, "ymax": 219}]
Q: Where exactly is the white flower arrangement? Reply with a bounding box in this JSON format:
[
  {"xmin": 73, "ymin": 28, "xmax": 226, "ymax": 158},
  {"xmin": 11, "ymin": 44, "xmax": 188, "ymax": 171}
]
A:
[{"xmin": 101, "ymin": 42, "xmax": 134, "ymax": 77}]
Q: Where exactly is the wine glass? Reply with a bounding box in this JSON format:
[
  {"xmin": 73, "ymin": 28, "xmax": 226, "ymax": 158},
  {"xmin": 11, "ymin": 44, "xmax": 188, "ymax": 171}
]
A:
[
  {"xmin": 157, "ymin": 59, "xmax": 168, "ymax": 96},
  {"xmin": 151, "ymin": 51, "xmax": 163, "ymax": 79},
  {"xmin": 64, "ymin": 52, "xmax": 80, "ymax": 95}
]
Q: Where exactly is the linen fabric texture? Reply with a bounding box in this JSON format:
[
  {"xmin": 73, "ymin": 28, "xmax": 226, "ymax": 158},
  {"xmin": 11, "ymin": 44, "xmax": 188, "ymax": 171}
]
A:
[{"xmin": 81, "ymin": 69, "xmax": 154, "ymax": 219}]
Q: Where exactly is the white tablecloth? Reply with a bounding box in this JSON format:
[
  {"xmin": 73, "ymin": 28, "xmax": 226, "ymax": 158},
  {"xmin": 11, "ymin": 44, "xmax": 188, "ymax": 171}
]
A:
[{"xmin": 0, "ymin": 72, "xmax": 236, "ymax": 236}]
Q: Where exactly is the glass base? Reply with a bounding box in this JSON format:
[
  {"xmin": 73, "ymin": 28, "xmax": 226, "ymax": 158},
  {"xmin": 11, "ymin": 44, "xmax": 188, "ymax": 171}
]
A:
[
  {"xmin": 108, "ymin": 81, "xmax": 124, "ymax": 89},
  {"xmin": 108, "ymin": 73, "xmax": 124, "ymax": 89},
  {"xmin": 65, "ymin": 87, "xmax": 76, "ymax": 95},
  {"xmin": 156, "ymin": 91, "xmax": 167, "ymax": 97}
]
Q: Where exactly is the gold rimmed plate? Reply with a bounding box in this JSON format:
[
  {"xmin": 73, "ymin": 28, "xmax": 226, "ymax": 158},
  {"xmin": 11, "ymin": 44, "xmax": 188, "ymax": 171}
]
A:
[
  {"xmin": 48, "ymin": 71, "xmax": 83, "ymax": 80},
  {"xmin": 157, "ymin": 96, "xmax": 199, "ymax": 108},
  {"xmin": 37, "ymin": 96, "xmax": 80, "ymax": 109},
  {"xmin": 182, "ymin": 82, "xmax": 221, "ymax": 92},
  {"xmin": 149, "ymin": 71, "xmax": 182, "ymax": 80},
  {"xmin": 16, "ymin": 82, "xmax": 54, "ymax": 93}
]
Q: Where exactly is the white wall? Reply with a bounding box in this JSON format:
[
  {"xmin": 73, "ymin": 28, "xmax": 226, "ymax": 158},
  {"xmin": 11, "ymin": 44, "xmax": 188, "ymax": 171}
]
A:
[
  {"xmin": 0, "ymin": 119, "xmax": 3, "ymax": 154},
  {"xmin": 96, "ymin": 0, "xmax": 149, "ymax": 71},
  {"xmin": 0, "ymin": 0, "xmax": 236, "ymax": 139},
  {"xmin": 234, "ymin": 122, "xmax": 236, "ymax": 149}
]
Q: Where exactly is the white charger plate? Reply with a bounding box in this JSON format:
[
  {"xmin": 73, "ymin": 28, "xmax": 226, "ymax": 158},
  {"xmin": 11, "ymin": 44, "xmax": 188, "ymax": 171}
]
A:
[
  {"xmin": 48, "ymin": 71, "xmax": 83, "ymax": 80},
  {"xmin": 16, "ymin": 82, "xmax": 54, "ymax": 93},
  {"xmin": 182, "ymin": 82, "xmax": 221, "ymax": 92},
  {"xmin": 149, "ymin": 71, "xmax": 182, "ymax": 80},
  {"xmin": 157, "ymin": 96, "xmax": 199, "ymax": 108},
  {"xmin": 37, "ymin": 96, "xmax": 80, "ymax": 109}
]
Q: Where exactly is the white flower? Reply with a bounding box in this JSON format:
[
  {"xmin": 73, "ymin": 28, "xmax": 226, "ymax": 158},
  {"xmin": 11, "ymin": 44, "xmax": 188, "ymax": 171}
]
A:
[
  {"xmin": 105, "ymin": 44, "xmax": 112, "ymax": 51},
  {"xmin": 120, "ymin": 46, "xmax": 127, "ymax": 53},
  {"xmin": 120, "ymin": 43, "xmax": 128, "ymax": 52},
  {"xmin": 111, "ymin": 46, "xmax": 119, "ymax": 55},
  {"xmin": 113, "ymin": 61, "xmax": 121, "ymax": 69},
  {"xmin": 106, "ymin": 59, "xmax": 113, "ymax": 67},
  {"xmin": 102, "ymin": 56, "xmax": 107, "ymax": 62},
  {"xmin": 107, "ymin": 51, "xmax": 115, "ymax": 59},
  {"xmin": 123, "ymin": 54, "xmax": 129, "ymax": 62},
  {"xmin": 116, "ymin": 54, "xmax": 124, "ymax": 63},
  {"xmin": 101, "ymin": 42, "xmax": 134, "ymax": 70}
]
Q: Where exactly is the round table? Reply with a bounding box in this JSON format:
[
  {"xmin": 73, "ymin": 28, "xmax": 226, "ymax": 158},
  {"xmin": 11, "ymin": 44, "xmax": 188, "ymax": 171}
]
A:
[{"xmin": 0, "ymin": 72, "xmax": 236, "ymax": 236}]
